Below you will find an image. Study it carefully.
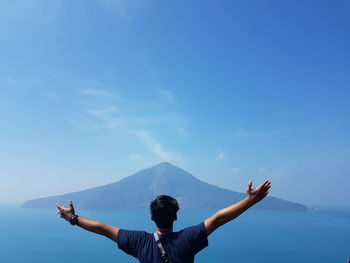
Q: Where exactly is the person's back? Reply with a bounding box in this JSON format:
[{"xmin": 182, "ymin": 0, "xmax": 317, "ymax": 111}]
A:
[
  {"xmin": 115, "ymin": 195, "xmax": 208, "ymax": 262},
  {"xmin": 56, "ymin": 180, "xmax": 271, "ymax": 263},
  {"xmin": 118, "ymin": 222, "xmax": 208, "ymax": 263}
]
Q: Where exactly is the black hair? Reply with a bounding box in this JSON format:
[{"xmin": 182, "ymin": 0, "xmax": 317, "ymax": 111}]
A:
[{"xmin": 150, "ymin": 195, "xmax": 179, "ymax": 228}]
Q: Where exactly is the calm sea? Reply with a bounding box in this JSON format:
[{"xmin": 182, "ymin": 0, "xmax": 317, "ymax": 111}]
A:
[{"xmin": 0, "ymin": 206, "xmax": 349, "ymax": 263}]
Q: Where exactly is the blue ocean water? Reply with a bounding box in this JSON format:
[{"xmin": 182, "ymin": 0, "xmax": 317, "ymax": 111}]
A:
[{"xmin": 0, "ymin": 206, "xmax": 349, "ymax": 263}]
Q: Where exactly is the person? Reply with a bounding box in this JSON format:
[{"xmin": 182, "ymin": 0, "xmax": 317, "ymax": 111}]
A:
[{"xmin": 56, "ymin": 180, "xmax": 271, "ymax": 263}]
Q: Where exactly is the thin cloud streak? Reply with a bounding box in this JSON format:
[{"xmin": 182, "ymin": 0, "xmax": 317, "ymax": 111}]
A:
[
  {"xmin": 235, "ymin": 129, "xmax": 289, "ymax": 137},
  {"xmin": 81, "ymin": 89, "xmax": 111, "ymax": 97},
  {"xmin": 61, "ymin": 71, "xmax": 184, "ymax": 164},
  {"xmin": 134, "ymin": 130, "xmax": 173, "ymax": 161},
  {"xmin": 258, "ymin": 167, "xmax": 268, "ymax": 173},
  {"xmin": 156, "ymin": 86, "xmax": 176, "ymax": 103},
  {"xmin": 86, "ymin": 107, "xmax": 119, "ymax": 118}
]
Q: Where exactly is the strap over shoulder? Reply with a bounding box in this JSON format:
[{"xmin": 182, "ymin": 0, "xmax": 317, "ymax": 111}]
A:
[{"xmin": 154, "ymin": 233, "xmax": 173, "ymax": 263}]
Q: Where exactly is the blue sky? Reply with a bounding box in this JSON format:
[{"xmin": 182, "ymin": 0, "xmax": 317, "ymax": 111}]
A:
[{"xmin": 1, "ymin": 0, "xmax": 349, "ymax": 207}]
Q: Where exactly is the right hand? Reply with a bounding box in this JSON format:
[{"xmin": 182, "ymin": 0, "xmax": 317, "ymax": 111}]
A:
[
  {"xmin": 56, "ymin": 201, "xmax": 76, "ymax": 221},
  {"xmin": 246, "ymin": 180, "xmax": 271, "ymax": 205}
]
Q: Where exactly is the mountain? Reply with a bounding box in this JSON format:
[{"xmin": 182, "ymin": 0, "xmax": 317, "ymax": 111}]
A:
[{"xmin": 21, "ymin": 162, "xmax": 307, "ymax": 211}]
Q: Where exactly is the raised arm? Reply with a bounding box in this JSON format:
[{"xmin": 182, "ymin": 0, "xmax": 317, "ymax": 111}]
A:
[
  {"xmin": 204, "ymin": 180, "xmax": 271, "ymax": 236},
  {"xmin": 56, "ymin": 201, "xmax": 119, "ymax": 242}
]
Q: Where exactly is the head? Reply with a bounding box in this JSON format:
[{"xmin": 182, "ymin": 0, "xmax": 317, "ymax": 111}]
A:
[{"xmin": 150, "ymin": 195, "xmax": 179, "ymax": 229}]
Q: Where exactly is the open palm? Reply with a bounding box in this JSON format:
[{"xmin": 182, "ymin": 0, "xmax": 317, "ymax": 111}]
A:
[
  {"xmin": 246, "ymin": 180, "xmax": 271, "ymax": 204},
  {"xmin": 56, "ymin": 201, "xmax": 75, "ymax": 221}
]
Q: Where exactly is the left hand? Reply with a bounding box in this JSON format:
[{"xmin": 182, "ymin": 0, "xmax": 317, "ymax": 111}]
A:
[{"xmin": 56, "ymin": 201, "xmax": 75, "ymax": 221}]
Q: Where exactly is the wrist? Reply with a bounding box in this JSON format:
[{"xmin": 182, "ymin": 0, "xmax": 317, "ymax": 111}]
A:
[
  {"xmin": 69, "ymin": 214, "xmax": 79, "ymax": 226},
  {"xmin": 244, "ymin": 196, "xmax": 255, "ymax": 207}
]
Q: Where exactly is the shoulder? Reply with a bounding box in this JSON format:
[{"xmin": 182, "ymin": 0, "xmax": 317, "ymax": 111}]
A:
[
  {"xmin": 180, "ymin": 222, "xmax": 207, "ymax": 236},
  {"xmin": 176, "ymin": 222, "xmax": 209, "ymax": 254},
  {"xmin": 118, "ymin": 229, "xmax": 151, "ymax": 243},
  {"xmin": 118, "ymin": 228, "xmax": 151, "ymax": 245},
  {"xmin": 117, "ymin": 229, "xmax": 153, "ymax": 256},
  {"xmin": 178, "ymin": 222, "xmax": 208, "ymax": 244}
]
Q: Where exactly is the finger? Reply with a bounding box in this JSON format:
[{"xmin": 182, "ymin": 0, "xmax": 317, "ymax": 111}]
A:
[
  {"xmin": 257, "ymin": 181, "xmax": 270, "ymax": 194},
  {"xmin": 262, "ymin": 180, "xmax": 271, "ymax": 189},
  {"xmin": 264, "ymin": 181, "xmax": 271, "ymax": 188},
  {"xmin": 255, "ymin": 181, "xmax": 267, "ymax": 191},
  {"xmin": 69, "ymin": 200, "xmax": 75, "ymax": 213},
  {"xmin": 266, "ymin": 182, "xmax": 272, "ymax": 191},
  {"xmin": 56, "ymin": 203, "xmax": 64, "ymax": 211},
  {"xmin": 247, "ymin": 180, "xmax": 252, "ymax": 193},
  {"xmin": 262, "ymin": 181, "xmax": 270, "ymax": 190}
]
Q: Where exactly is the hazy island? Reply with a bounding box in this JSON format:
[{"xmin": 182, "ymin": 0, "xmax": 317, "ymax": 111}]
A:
[{"xmin": 22, "ymin": 162, "xmax": 307, "ymax": 211}]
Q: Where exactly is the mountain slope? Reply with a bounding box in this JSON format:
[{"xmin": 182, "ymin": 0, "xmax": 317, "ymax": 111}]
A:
[{"xmin": 21, "ymin": 162, "xmax": 307, "ymax": 211}]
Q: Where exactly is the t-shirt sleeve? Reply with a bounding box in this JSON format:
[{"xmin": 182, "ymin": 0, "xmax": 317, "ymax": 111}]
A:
[
  {"xmin": 181, "ymin": 222, "xmax": 209, "ymax": 254},
  {"xmin": 117, "ymin": 229, "xmax": 146, "ymax": 258}
]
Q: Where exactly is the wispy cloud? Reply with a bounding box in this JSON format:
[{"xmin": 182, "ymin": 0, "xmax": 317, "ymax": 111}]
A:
[
  {"xmin": 235, "ymin": 129, "xmax": 288, "ymax": 137},
  {"xmin": 127, "ymin": 154, "xmax": 141, "ymax": 159},
  {"xmin": 87, "ymin": 107, "xmax": 119, "ymax": 117},
  {"xmin": 134, "ymin": 130, "xmax": 173, "ymax": 161},
  {"xmin": 71, "ymin": 112, "xmax": 179, "ymax": 162},
  {"xmin": 177, "ymin": 127, "xmax": 189, "ymax": 136},
  {"xmin": 81, "ymin": 89, "xmax": 111, "ymax": 97},
  {"xmin": 144, "ymin": 61, "xmax": 176, "ymax": 104},
  {"xmin": 85, "ymin": 107, "xmax": 124, "ymax": 129},
  {"xmin": 44, "ymin": 92, "xmax": 60, "ymax": 100},
  {"xmin": 67, "ymin": 118, "xmax": 100, "ymax": 130},
  {"xmin": 232, "ymin": 167, "xmax": 240, "ymax": 173},
  {"xmin": 3, "ymin": 76, "xmax": 44, "ymax": 87},
  {"xmin": 156, "ymin": 86, "xmax": 176, "ymax": 103},
  {"xmin": 85, "ymin": 107, "xmax": 187, "ymax": 132},
  {"xmin": 258, "ymin": 167, "xmax": 268, "ymax": 173},
  {"xmin": 216, "ymin": 149, "xmax": 225, "ymax": 160},
  {"xmin": 59, "ymin": 68, "xmax": 184, "ymax": 163}
]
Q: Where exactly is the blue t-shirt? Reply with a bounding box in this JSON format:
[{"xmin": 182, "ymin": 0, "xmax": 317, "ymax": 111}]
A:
[{"xmin": 117, "ymin": 222, "xmax": 208, "ymax": 263}]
